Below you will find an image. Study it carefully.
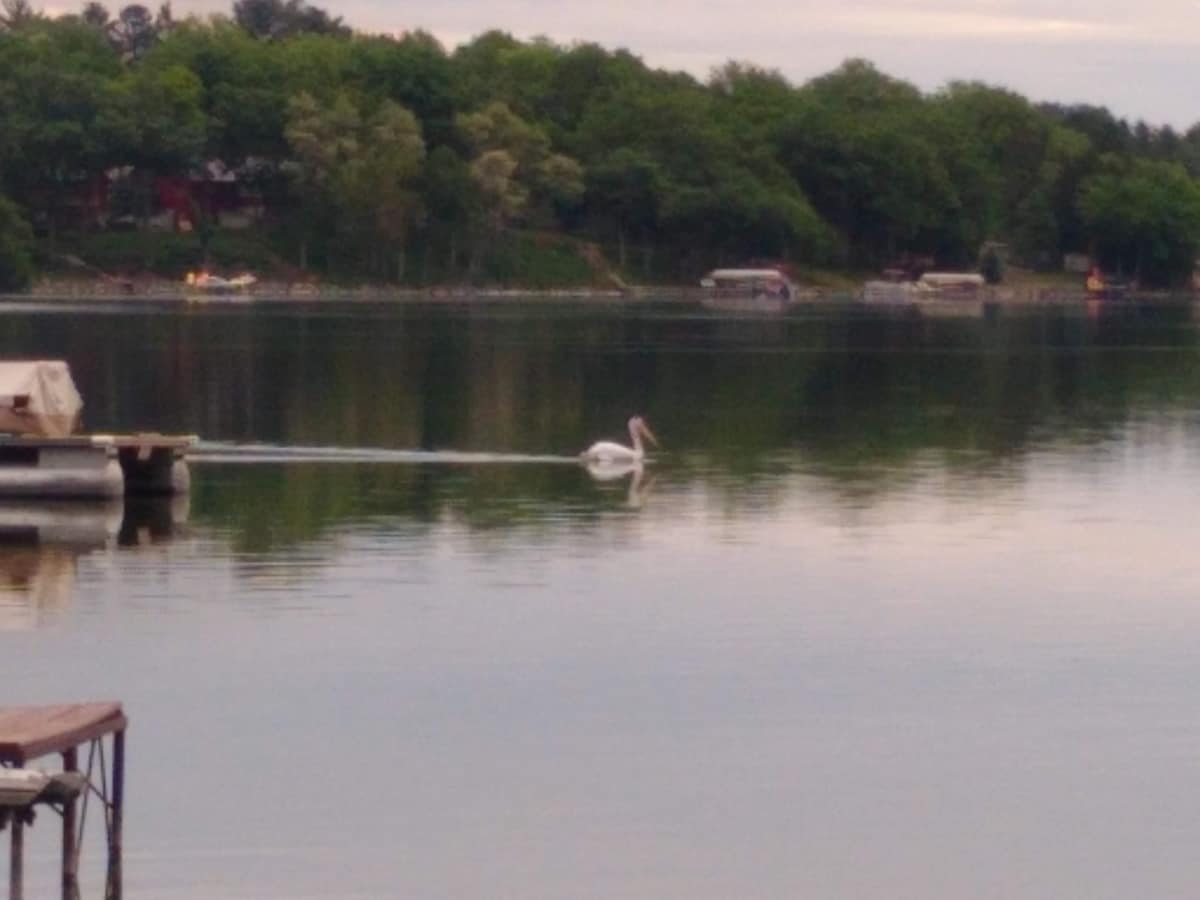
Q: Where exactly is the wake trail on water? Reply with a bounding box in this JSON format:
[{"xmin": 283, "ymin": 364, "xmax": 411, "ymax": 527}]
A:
[{"xmin": 189, "ymin": 441, "xmax": 582, "ymax": 466}]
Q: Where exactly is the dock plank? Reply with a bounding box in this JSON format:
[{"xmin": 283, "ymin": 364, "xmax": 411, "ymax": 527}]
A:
[{"xmin": 0, "ymin": 703, "xmax": 126, "ymax": 763}]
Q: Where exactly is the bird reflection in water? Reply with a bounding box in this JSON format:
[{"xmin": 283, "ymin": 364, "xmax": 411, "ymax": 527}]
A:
[{"xmin": 585, "ymin": 459, "xmax": 656, "ymax": 509}]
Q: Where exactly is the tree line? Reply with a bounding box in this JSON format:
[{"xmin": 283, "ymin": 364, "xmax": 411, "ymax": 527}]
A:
[{"xmin": 3, "ymin": 0, "xmax": 1200, "ymax": 290}]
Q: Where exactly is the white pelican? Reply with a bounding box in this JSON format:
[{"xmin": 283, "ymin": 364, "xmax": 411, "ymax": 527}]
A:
[{"xmin": 581, "ymin": 416, "xmax": 659, "ymax": 464}]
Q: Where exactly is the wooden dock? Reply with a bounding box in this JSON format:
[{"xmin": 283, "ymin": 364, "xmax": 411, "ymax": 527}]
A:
[{"xmin": 0, "ymin": 702, "xmax": 126, "ymax": 900}]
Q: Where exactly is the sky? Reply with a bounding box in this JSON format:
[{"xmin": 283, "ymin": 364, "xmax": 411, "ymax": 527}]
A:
[{"xmin": 157, "ymin": 0, "xmax": 1199, "ymax": 129}]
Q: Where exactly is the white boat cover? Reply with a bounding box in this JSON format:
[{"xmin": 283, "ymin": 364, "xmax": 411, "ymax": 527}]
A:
[{"xmin": 0, "ymin": 361, "xmax": 83, "ymax": 437}]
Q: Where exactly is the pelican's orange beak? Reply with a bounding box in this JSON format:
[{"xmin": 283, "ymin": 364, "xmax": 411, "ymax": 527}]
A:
[{"xmin": 639, "ymin": 420, "xmax": 660, "ymax": 448}]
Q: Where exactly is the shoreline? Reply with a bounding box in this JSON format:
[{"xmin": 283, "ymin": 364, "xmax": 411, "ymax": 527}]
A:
[{"xmin": 4, "ymin": 277, "xmax": 1198, "ymax": 306}]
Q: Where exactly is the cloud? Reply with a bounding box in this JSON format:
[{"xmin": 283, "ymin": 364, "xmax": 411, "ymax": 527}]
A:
[
  {"xmin": 826, "ymin": 8, "xmax": 1120, "ymax": 39},
  {"xmin": 157, "ymin": 0, "xmax": 1200, "ymax": 126}
]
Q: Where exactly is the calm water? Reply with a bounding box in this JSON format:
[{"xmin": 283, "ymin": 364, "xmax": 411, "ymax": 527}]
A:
[{"xmin": 3, "ymin": 297, "xmax": 1200, "ymax": 899}]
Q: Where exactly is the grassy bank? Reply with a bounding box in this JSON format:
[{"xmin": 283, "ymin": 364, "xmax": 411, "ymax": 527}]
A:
[
  {"xmin": 29, "ymin": 228, "xmax": 1103, "ymax": 298},
  {"xmin": 38, "ymin": 227, "xmax": 619, "ymax": 290}
]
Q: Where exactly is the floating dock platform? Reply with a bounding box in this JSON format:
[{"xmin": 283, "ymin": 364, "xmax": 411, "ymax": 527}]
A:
[
  {"xmin": 0, "ymin": 434, "xmax": 193, "ymax": 499},
  {"xmin": 0, "ymin": 360, "xmax": 194, "ymax": 499}
]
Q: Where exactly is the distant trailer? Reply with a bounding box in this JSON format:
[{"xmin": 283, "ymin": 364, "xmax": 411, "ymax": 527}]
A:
[{"xmin": 0, "ymin": 433, "xmax": 194, "ymax": 499}]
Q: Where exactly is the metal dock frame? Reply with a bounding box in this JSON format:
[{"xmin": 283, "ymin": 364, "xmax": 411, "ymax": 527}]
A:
[{"xmin": 0, "ymin": 703, "xmax": 127, "ymax": 900}]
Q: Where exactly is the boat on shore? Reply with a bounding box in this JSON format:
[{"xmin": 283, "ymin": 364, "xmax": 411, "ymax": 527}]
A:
[
  {"xmin": 1084, "ymin": 266, "xmax": 1130, "ymax": 301},
  {"xmin": 699, "ymin": 268, "xmax": 800, "ymax": 312},
  {"xmin": 862, "ymin": 271, "xmax": 987, "ymax": 316},
  {"xmin": 184, "ymin": 270, "xmax": 257, "ymax": 302}
]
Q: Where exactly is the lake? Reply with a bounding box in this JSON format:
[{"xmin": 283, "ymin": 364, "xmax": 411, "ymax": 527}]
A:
[{"xmin": 3, "ymin": 297, "xmax": 1200, "ymax": 899}]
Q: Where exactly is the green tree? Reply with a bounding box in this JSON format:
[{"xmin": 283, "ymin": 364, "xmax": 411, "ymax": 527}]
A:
[
  {"xmin": 80, "ymin": 2, "xmax": 110, "ymax": 30},
  {"xmin": 584, "ymin": 148, "xmax": 660, "ymax": 272},
  {"xmin": 1041, "ymin": 103, "xmax": 1131, "ymax": 156},
  {"xmin": 108, "ymin": 4, "xmax": 158, "ymax": 62},
  {"xmin": 233, "ymin": 0, "xmax": 348, "ymax": 41},
  {"xmin": 0, "ymin": 0, "xmax": 38, "ymax": 30},
  {"xmin": 978, "ymin": 242, "xmax": 1004, "ymax": 283},
  {"xmin": 346, "ymin": 31, "xmax": 456, "ymax": 146},
  {"xmin": 458, "ymin": 101, "xmax": 583, "ymax": 237},
  {"xmin": 1078, "ymin": 157, "xmax": 1200, "ymax": 286},
  {"xmin": 0, "ymin": 18, "xmax": 126, "ymax": 240},
  {"xmin": 417, "ymin": 145, "xmax": 478, "ymax": 279},
  {"xmin": 0, "ymin": 194, "xmax": 34, "ymax": 290},
  {"xmin": 283, "ymin": 89, "xmax": 359, "ymax": 269},
  {"xmin": 778, "ymin": 63, "xmax": 951, "ymax": 266},
  {"xmin": 932, "ymin": 83, "xmax": 1054, "ymax": 250},
  {"xmin": 709, "ymin": 61, "xmax": 804, "ymax": 143},
  {"xmin": 449, "ymin": 30, "xmax": 523, "ymax": 110},
  {"xmin": 146, "ymin": 20, "xmax": 289, "ymax": 165},
  {"xmin": 337, "ymin": 100, "xmax": 426, "ymax": 280},
  {"xmin": 99, "ymin": 60, "xmax": 206, "ymax": 226},
  {"xmin": 1010, "ymin": 125, "xmax": 1092, "ymax": 267},
  {"xmin": 575, "ymin": 71, "xmax": 830, "ymax": 276},
  {"xmin": 123, "ymin": 62, "xmax": 206, "ymax": 170}
]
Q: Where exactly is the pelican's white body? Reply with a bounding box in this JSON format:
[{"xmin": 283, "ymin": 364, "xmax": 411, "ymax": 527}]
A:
[
  {"xmin": 581, "ymin": 416, "xmax": 658, "ymax": 464},
  {"xmin": 583, "ymin": 439, "xmax": 642, "ymax": 463}
]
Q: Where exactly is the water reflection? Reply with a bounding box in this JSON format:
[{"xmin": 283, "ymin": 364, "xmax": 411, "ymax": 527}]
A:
[
  {"xmin": 0, "ymin": 545, "xmax": 83, "ymax": 629},
  {"xmin": 585, "ymin": 461, "xmax": 655, "ymax": 509},
  {"xmin": 0, "ymin": 299, "xmax": 1194, "ymax": 469},
  {"xmin": 1, "ymin": 299, "xmax": 1200, "ymax": 899},
  {"xmin": 118, "ymin": 495, "xmax": 190, "ymax": 547},
  {"xmin": 0, "ymin": 497, "xmax": 188, "ymax": 629}
]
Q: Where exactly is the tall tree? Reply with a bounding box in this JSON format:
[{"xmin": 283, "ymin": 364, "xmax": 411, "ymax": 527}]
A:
[
  {"xmin": 1078, "ymin": 156, "xmax": 1200, "ymax": 286},
  {"xmin": 0, "ymin": 193, "xmax": 34, "ymax": 290},
  {"xmin": 153, "ymin": 1, "xmax": 172, "ymax": 33},
  {"xmin": 458, "ymin": 101, "xmax": 583, "ymax": 237},
  {"xmin": 0, "ymin": 0, "xmax": 37, "ymax": 30},
  {"xmin": 233, "ymin": 0, "xmax": 348, "ymax": 40},
  {"xmin": 80, "ymin": 2, "xmax": 110, "ymax": 30},
  {"xmin": 418, "ymin": 146, "xmax": 477, "ymax": 278},
  {"xmin": 0, "ymin": 17, "xmax": 127, "ymax": 240},
  {"xmin": 338, "ymin": 100, "xmax": 426, "ymax": 279},
  {"xmin": 346, "ymin": 31, "xmax": 456, "ymax": 146},
  {"xmin": 283, "ymin": 90, "xmax": 359, "ymax": 269},
  {"xmin": 583, "ymin": 148, "xmax": 659, "ymax": 272},
  {"xmin": 108, "ymin": 3, "xmax": 157, "ymax": 61}
]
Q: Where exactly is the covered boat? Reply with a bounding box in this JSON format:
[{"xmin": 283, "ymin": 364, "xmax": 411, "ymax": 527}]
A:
[
  {"xmin": 699, "ymin": 267, "xmax": 800, "ymax": 312},
  {"xmin": 0, "ymin": 360, "xmax": 83, "ymax": 438}
]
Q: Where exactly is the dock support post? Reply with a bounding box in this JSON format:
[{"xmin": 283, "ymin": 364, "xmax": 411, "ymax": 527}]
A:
[
  {"xmin": 61, "ymin": 747, "xmax": 78, "ymax": 900},
  {"xmin": 9, "ymin": 816, "xmax": 22, "ymax": 900},
  {"xmin": 105, "ymin": 730, "xmax": 123, "ymax": 900}
]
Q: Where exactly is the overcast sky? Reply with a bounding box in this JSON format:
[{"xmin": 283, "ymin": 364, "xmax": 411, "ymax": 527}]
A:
[{"xmin": 161, "ymin": 0, "xmax": 1198, "ymax": 129}]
